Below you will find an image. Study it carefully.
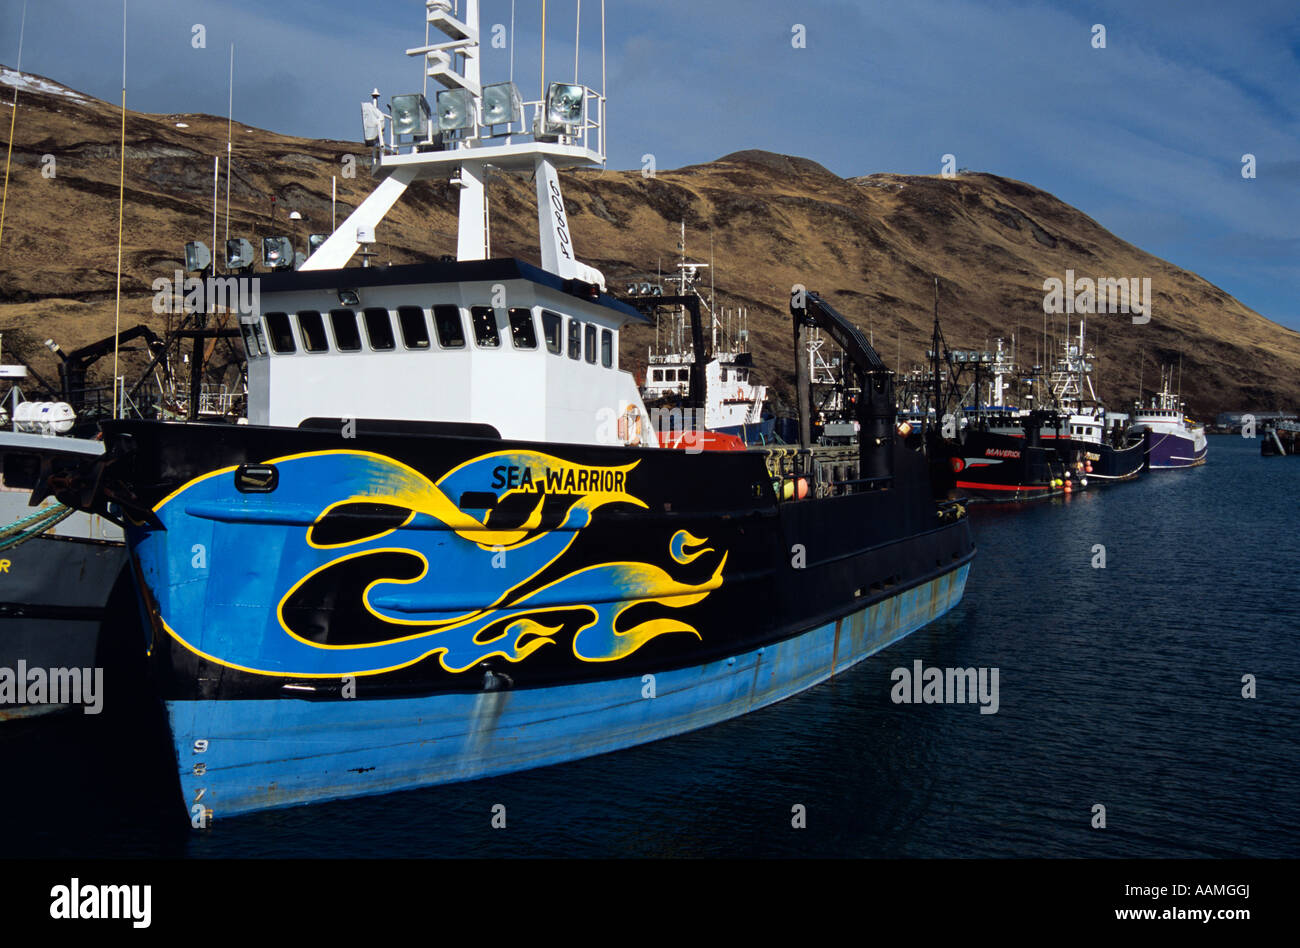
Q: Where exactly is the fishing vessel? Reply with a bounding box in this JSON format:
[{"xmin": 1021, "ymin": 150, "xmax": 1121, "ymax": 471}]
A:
[
  {"xmin": 1130, "ymin": 366, "xmax": 1207, "ymax": 469},
  {"xmin": 0, "ymin": 374, "xmax": 125, "ymax": 720},
  {"xmin": 53, "ymin": 1, "xmax": 973, "ymax": 821},
  {"xmin": 917, "ymin": 303, "xmax": 1076, "ymax": 502},
  {"xmin": 0, "ymin": 317, "xmax": 231, "ymax": 720},
  {"xmin": 1038, "ymin": 320, "xmax": 1145, "ymax": 483},
  {"xmin": 945, "ymin": 410, "xmax": 1074, "ymax": 502},
  {"xmin": 954, "ymin": 320, "xmax": 1146, "ymax": 494},
  {"xmin": 635, "ymin": 240, "xmax": 772, "ymax": 445}
]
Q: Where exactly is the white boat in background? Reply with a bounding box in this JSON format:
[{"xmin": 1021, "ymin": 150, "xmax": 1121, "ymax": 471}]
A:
[
  {"xmin": 637, "ymin": 232, "xmax": 772, "ymax": 444},
  {"xmin": 1129, "ymin": 366, "xmax": 1207, "ymax": 469}
]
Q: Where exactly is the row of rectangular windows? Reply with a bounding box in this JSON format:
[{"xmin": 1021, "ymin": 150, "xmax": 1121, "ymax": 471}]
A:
[
  {"xmin": 243, "ymin": 306, "xmax": 615, "ymax": 368},
  {"xmin": 651, "ymin": 368, "xmax": 690, "ymax": 382},
  {"xmin": 648, "ymin": 367, "xmax": 747, "ymax": 383}
]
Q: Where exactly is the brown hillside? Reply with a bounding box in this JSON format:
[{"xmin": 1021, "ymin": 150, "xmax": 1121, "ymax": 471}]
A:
[{"xmin": 1, "ymin": 66, "xmax": 1295, "ymax": 418}]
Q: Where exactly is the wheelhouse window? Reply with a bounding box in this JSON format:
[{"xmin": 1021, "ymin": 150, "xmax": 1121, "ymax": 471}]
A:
[
  {"xmin": 432, "ymin": 305, "xmax": 466, "ymax": 348},
  {"xmin": 397, "ymin": 306, "xmax": 430, "ymax": 349},
  {"xmin": 508, "ymin": 308, "xmax": 538, "ymax": 349},
  {"xmin": 541, "ymin": 310, "xmax": 563, "ymax": 354},
  {"xmin": 297, "ymin": 310, "xmax": 329, "ymax": 352},
  {"xmin": 652, "ymin": 369, "xmax": 663, "ymax": 381},
  {"xmin": 584, "ymin": 324, "xmax": 597, "ymax": 364},
  {"xmin": 568, "ymin": 318, "xmax": 581, "ymax": 360},
  {"xmin": 329, "ymin": 309, "xmax": 362, "ymax": 351},
  {"xmin": 362, "ymin": 308, "xmax": 396, "ymax": 351},
  {"xmin": 264, "ymin": 312, "xmax": 296, "ymax": 353},
  {"xmin": 601, "ymin": 329, "xmax": 613, "ymax": 368},
  {"xmin": 240, "ymin": 322, "xmax": 263, "ymax": 358},
  {"xmin": 470, "ymin": 306, "xmax": 500, "ymax": 348}
]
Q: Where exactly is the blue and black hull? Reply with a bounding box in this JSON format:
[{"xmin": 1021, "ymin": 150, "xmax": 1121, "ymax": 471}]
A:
[
  {"xmin": 89, "ymin": 419, "xmax": 974, "ymax": 820},
  {"xmin": 168, "ymin": 565, "xmax": 968, "ymax": 815}
]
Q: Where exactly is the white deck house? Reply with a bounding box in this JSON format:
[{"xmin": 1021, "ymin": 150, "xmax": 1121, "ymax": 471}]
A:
[
  {"xmin": 232, "ymin": 0, "xmax": 657, "ymax": 448},
  {"xmin": 241, "ymin": 260, "xmax": 654, "ymax": 445}
]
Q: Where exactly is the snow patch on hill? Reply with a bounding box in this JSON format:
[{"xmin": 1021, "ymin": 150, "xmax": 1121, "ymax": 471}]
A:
[{"xmin": 0, "ymin": 66, "xmax": 88, "ymax": 103}]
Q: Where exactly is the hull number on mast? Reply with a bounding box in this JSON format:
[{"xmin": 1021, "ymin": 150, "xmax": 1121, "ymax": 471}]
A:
[{"xmin": 549, "ymin": 180, "xmax": 573, "ymax": 261}]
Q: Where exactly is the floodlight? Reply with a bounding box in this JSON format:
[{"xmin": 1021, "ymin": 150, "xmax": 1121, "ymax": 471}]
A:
[
  {"xmin": 262, "ymin": 236, "xmax": 294, "ymax": 270},
  {"xmin": 651, "ymin": 284, "xmax": 663, "ymax": 296},
  {"xmin": 639, "ymin": 283, "xmax": 652, "ymax": 295},
  {"xmin": 391, "ymin": 93, "xmax": 431, "ymax": 137},
  {"xmin": 308, "ymin": 234, "xmax": 328, "ymax": 254},
  {"xmin": 436, "ymin": 89, "xmax": 476, "ymax": 131},
  {"xmin": 545, "ymin": 83, "xmax": 585, "ymax": 132},
  {"xmin": 480, "ymin": 81, "xmax": 522, "ymax": 126},
  {"xmin": 225, "ymin": 238, "xmax": 256, "ymax": 271},
  {"xmin": 184, "ymin": 241, "xmax": 212, "ymax": 273},
  {"xmin": 337, "ymin": 289, "xmax": 360, "ymax": 306}
]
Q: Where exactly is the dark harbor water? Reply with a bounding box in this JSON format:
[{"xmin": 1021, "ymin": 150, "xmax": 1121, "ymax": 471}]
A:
[{"xmin": 2, "ymin": 435, "xmax": 1296, "ymax": 858}]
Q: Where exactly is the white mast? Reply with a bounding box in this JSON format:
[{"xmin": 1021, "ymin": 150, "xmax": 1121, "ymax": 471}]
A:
[{"xmin": 302, "ymin": 0, "xmax": 607, "ymax": 287}]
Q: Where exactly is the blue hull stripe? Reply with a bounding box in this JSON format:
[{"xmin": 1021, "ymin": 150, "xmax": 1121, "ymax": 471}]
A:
[{"xmin": 172, "ymin": 563, "xmax": 970, "ymax": 819}]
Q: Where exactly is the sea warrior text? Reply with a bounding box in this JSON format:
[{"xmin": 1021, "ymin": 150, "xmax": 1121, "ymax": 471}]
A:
[{"xmin": 491, "ymin": 464, "xmax": 628, "ymax": 494}]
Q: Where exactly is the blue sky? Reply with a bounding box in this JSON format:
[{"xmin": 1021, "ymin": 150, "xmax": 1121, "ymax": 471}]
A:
[{"xmin": 3, "ymin": 0, "xmax": 1298, "ymax": 328}]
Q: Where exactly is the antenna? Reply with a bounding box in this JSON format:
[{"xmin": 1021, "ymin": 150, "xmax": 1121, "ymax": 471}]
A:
[
  {"xmin": 601, "ymin": 0, "xmax": 606, "ymax": 161},
  {"xmin": 111, "ymin": 0, "xmax": 127, "ymax": 419},
  {"xmin": 1137, "ymin": 345, "xmax": 1144, "ymax": 403},
  {"xmin": 509, "ymin": 0, "xmax": 515, "ymax": 82},
  {"xmin": 224, "ymin": 43, "xmax": 234, "ymax": 250},
  {"xmin": 0, "ymin": 0, "xmax": 28, "ymax": 259},
  {"xmin": 211, "ymin": 156, "xmax": 218, "ymax": 273},
  {"xmin": 540, "ymin": 0, "xmax": 546, "ymax": 99},
  {"xmin": 574, "ymin": 0, "xmax": 581, "ymax": 81}
]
